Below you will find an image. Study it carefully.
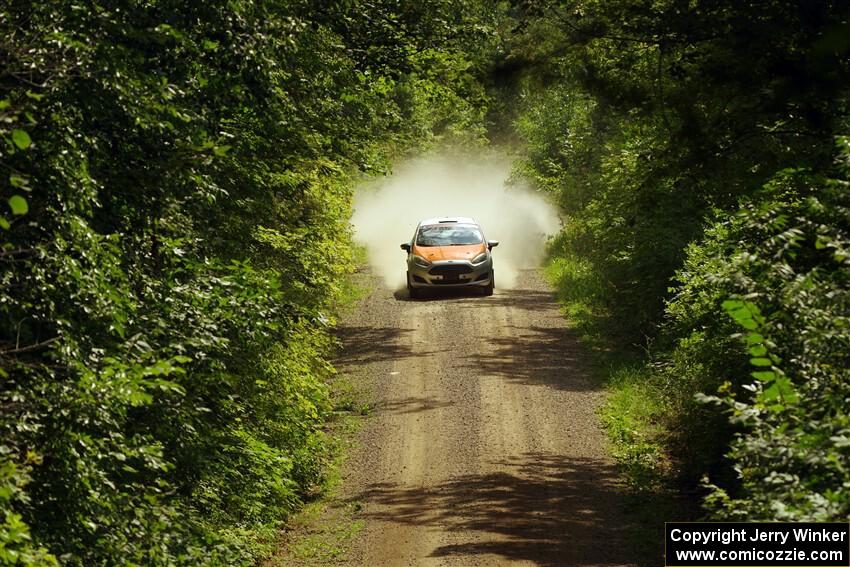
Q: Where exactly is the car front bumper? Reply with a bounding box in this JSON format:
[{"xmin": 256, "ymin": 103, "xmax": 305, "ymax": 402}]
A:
[{"xmin": 407, "ymin": 257, "xmax": 493, "ymax": 288}]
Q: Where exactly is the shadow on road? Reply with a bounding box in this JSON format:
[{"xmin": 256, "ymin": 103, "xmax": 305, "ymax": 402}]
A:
[
  {"xmin": 375, "ymin": 395, "xmax": 456, "ymax": 415},
  {"xmin": 334, "ymin": 325, "xmax": 424, "ymax": 365},
  {"xmin": 352, "ymin": 453, "xmax": 639, "ymax": 566},
  {"xmin": 390, "ymin": 268, "xmax": 561, "ymax": 313},
  {"xmin": 460, "ymin": 288, "xmax": 562, "ymax": 313},
  {"xmin": 392, "ymin": 287, "xmax": 485, "ymax": 302},
  {"xmin": 461, "ymin": 323, "xmax": 594, "ymax": 391},
  {"xmin": 393, "ymin": 285, "xmax": 566, "ymax": 314}
]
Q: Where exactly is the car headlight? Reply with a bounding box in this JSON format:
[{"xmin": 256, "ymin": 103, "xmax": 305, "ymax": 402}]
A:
[
  {"xmin": 412, "ymin": 255, "xmax": 431, "ymax": 268},
  {"xmin": 471, "ymin": 252, "xmax": 489, "ymax": 264}
]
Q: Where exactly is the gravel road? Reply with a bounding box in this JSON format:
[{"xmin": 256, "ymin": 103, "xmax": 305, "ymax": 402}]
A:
[{"xmin": 333, "ymin": 269, "xmax": 638, "ymax": 567}]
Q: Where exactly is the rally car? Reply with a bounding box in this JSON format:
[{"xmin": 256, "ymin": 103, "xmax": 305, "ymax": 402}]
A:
[{"xmin": 400, "ymin": 217, "xmax": 498, "ymax": 299}]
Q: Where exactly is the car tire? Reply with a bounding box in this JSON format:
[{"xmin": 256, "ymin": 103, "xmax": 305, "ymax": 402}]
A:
[
  {"xmin": 407, "ymin": 272, "xmax": 420, "ymax": 300},
  {"xmin": 483, "ymin": 271, "xmax": 494, "ymax": 296}
]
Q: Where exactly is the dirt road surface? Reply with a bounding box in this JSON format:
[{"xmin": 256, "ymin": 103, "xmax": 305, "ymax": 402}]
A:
[{"xmin": 333, "ymin": 269, "xmax": 638, "ymax": 567}]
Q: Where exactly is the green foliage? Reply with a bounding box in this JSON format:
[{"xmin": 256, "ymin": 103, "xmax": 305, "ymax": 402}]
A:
[
  {"xmin": 510, "ymin": 0, "xmax": 850, "ymax": 520},
  {"xmin": 0, "ymin": 0, "xmax": 494, "ymax": 563},
  {"xmin": 512, "ymin": 0, "xmax": 849, "ymax": 336},
  {"xmin": 544, "ymin": 240, "xmax": 609, "ymax": 341},
  {"xmin": 683, "ymin": 160, "xmax": 850, "ymax": 520},
  {"xmin": 0, "ymin": 459, "xmax": 57, "ymax": 566},
  {"xmin": 599, "ymin": 365, "xmax": 666, "ymax": 490}
]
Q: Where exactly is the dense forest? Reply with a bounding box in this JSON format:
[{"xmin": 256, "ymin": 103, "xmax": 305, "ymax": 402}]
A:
[{"xmin": 1, "ymin": 0, "xmax": 848, "ymax": 565}]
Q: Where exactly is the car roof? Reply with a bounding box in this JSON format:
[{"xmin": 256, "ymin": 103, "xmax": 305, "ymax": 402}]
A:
[{"xmin": 418, "ymin": 216, "xmax": 478, "ymax": 227}]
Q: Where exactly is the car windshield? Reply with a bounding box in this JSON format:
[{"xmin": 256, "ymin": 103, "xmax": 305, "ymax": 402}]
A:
[{"xmin": 416, "ymin": 224, "xmax": 483, "ymax": 246}]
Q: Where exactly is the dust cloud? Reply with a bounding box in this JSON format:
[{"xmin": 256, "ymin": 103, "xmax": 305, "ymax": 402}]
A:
[{"xmin": 351, "ymin": 152, "xmax": 561, "ymax": 290}]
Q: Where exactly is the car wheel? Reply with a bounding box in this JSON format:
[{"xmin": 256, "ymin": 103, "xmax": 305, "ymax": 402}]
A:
[
  {"xmin": 407, "ymin": 272, "xmax": 420, "ymax": 299},
  {"xmin": 483, "ymin": 271, "xmax": 494, "ymax": 296}
]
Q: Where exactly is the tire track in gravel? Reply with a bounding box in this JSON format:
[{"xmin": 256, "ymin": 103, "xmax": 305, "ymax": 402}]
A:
[{"xmin": 335, "ymin": 269, "xmax": 638, "ymax": 567}]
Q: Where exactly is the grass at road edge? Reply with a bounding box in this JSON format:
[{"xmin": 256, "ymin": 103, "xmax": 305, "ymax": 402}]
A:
[
  {"xmin": 263, "ymin": 257, "xmax": 374, "ymax": 566},
  {"xmin": 262, "ymin": 412, "xmax": 366, "ymax": 567},
  {"xmin": 544, "ymin": 255, "xmax": 669, "ymax": 488},
  {"xmin": 544, "ymin": 256, "xmax": 694, "ymax": 565}
]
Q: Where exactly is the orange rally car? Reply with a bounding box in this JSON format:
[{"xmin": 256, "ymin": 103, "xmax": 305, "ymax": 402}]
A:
[{"xmin": 400, "ymin": 217, "xmax": 499, "ymax": 299}]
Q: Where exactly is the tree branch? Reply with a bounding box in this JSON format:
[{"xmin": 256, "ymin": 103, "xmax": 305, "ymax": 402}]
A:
[{"xmin": 1, "ymin": 336, "xmax": 60, "ymax": 355}]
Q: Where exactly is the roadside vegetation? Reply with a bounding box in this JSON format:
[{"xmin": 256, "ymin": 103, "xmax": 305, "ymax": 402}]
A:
[
  {"xmin": 0, "ymin": 2, "xmax": 495, "ymax": 564},
  {"xmin": 507, "ymin": 0, "xmax": 850, "ymax": 522}
]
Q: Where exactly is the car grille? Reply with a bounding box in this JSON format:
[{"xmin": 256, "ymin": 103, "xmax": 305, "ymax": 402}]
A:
[{"xmin": 429, "ymin": 264, "xmax": 473, "ymax": 276}]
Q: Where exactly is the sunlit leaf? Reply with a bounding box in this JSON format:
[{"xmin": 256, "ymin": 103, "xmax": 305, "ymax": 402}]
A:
[
  {"xmin": 11, "ymin": 129, "xmax": 31, "ymax": 149},
  {"xmin": 8, "ymin": 195, "xmax": 27, "ymax": 215},
  {"xmin": 748, "ymin": 344, "xmax": 767, "ymax": 357}
]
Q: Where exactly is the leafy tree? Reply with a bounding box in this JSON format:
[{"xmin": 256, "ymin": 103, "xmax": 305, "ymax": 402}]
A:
[{"xmin": 0, "ymin": 0, "xmax": 496, "ymax": 563}]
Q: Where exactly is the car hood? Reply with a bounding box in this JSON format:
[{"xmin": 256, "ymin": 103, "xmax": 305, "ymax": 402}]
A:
[{"xmin": 412, "ymin": 243, "xmax": 486, "ymax": 262}]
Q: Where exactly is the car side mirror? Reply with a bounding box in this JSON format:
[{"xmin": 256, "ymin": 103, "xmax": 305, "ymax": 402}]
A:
[
  {"xmin": 400, "ymin": 243, "xmax": 411, "ymax": 252},
  {"xmin": 488, "ymin": 240, "xmax": 500, "ymax": 250}
]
